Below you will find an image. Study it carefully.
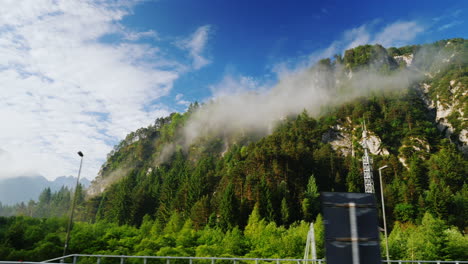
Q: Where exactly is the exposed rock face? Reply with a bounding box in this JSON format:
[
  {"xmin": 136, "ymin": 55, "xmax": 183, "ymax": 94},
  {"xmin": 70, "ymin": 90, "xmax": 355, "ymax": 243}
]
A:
[
  {"xmin": 394, "ymin": 54, "xmax": 413, "ymax": 66},
  {"xmin": 435, "ymin": 102, "xmax": 455, "ymax": 137},
  {"xmin": 363, "ymin": 133, "xmax": 390, "ymax": 156},
  {"xmin": 322, "ymin": 121, "xmax": 389, "ymax": 157},
  {"xmin": 146, "ymin": 167, "xmax": 153, "ymax": 175},
  {"xmin": 460, "ymin": 130, "xmax": 468, "ymax": 154},
  {"xmin": 411, "ymin": 137, "xmax": 431, "ymax": 152},
  {"xmin": 398, "ymin": 157, "xmax": 408, "ymax": 168},
  {"xmin": 418, "ymin": 80, "xmax": 467, "ymax": 155},
  {"xmin": 322, "ymin": 124, "xmax": 353, "ymax": 156},
  {"xmin": 398, "ymin": 136, "xmax": 431, "ymax": 168}
]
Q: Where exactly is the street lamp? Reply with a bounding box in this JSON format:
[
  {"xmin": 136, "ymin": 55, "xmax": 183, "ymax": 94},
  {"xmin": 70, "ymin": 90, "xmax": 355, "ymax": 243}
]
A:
[
  {"xmin": 63, "ymin": 151, "xmax": 84, "ymax": 257},
  {"xmin": 378, "ymin": 165, "xmax": 390, "ymax": 262}
]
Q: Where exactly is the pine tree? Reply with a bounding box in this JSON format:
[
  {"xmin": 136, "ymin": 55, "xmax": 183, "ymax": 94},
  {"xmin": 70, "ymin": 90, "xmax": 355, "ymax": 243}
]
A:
[
  {"xmin": 406, "ymin": 212, "xmax": 447, "ymax": 260},
  {"xmin": 346, "ymin": 157, "xmax": 362, "ymax": 192},
  {"xmin": 190, "ymin": 195, "xmax": 211, "ymax": 229},
  {"xmin": 302, "ymin": 174, "xmax": 320, "ymax": 220},
  {"xmin": 280, "ymin": 198, "xmax": 290, "ymax": 225},
  {"xmin": 219, "ymin": 183, "xmax": 239, "ymax": 230},
  {"xmin": 257, "ymin": 178, "xmax": 274, "ymax": 222},
  {"xmin": 425, "ymin": 178, "xmax": 452, "ymax": 220}
]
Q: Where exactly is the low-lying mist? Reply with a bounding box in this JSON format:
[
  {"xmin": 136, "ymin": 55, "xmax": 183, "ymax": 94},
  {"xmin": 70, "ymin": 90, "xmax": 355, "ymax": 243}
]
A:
[
  {"xmin": 186, "ymin": 68, "xmax": 412, "ymax": 142},
  {"xmin": 152, "ymin": 43, "xmax": 454, "ymax": 164}
]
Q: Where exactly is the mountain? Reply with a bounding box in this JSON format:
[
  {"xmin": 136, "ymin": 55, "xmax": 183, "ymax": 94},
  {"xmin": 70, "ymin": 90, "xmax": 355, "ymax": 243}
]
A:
[
  {"xmin": 83, "ymin": 38, "xmax": 466, "ymax": 231},
  {"xmin": 51, "ymin": 176, "xmax": 91, "ymax": 191},
  {"xmin": 0, "ymin": 175, "xmax": 90, "ymax": 205},
  {"xmin": 3, "ymin": 39, "xmax": 465, "ymax": 231},
  {"xmin": 0, "ymin": 38, "xmax": 466, "ymax": 262}
]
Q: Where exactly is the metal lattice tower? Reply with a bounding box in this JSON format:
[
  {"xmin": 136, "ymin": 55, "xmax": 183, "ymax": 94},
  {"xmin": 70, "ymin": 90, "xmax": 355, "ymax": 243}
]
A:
[
  {"xmin": 303, "ymin": 222, "xmax": 317, "ymax": 264},
  {"xmin": 361, "ymin": 121, "xmax": 375, "ymax": 193}
]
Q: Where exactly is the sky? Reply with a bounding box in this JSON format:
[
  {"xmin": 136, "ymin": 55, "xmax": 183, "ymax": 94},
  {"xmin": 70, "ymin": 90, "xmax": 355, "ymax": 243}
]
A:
[{"xmin": 0, "ymin": 0, "xmax": 466, "ymax": 181}]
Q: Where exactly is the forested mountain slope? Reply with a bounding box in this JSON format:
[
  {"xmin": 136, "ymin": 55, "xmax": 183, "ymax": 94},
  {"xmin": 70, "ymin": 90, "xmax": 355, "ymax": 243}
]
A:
[
  {"xmin": 86, "ymin": 38, "xmax": 467, "ymax": 230},
  {"xmin": 0, "ymin": 38, "xmax": 466, "ymax": 261}
]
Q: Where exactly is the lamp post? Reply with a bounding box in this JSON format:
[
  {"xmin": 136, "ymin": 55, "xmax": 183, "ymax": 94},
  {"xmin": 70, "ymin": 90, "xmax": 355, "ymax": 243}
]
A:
[
  {"xmin": 63, "ymin": 151, "xmax": 84, "ymax": 257},
  {"xmin": 378, "ymin": 165, "xmax": 390, "ymax": 262}
]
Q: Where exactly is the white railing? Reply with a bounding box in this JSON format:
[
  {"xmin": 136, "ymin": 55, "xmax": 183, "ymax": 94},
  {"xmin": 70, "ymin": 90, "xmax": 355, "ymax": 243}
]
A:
[
  {"xmin": 39, "ymin": 254, "xmax": 468, "ymax": 264},
  {"xmin": 0, "ymin": 262, "xmax": 65, "ymax": 264}
]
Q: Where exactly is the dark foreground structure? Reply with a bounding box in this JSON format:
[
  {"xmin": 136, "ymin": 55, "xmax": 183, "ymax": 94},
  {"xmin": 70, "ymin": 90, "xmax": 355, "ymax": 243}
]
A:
[{"xmin": 321, "ymin": 192, "xmax": 381, "ymax": 264}]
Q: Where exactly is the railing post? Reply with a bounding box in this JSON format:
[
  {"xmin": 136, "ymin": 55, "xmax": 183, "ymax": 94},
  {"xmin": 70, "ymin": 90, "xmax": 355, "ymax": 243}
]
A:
[{"xmin": 34, "ymin": 255, "xmax": 468, "ymax": 264}]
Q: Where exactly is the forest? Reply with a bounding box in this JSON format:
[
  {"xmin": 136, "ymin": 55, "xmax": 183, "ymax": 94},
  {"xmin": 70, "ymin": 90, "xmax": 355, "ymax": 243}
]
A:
[{"xmin": 0, "ymin": 38, "xmax": 466, "ymax": 262}]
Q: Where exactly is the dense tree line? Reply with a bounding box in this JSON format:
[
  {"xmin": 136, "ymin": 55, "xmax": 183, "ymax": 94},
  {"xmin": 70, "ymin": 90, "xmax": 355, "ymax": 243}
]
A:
[
  {"xmin": 0, "ymin": 185, "xmax": 86, "ymax": 220},
  {"xmin": 86, "ymin": 92, "xmax": 466, "ymax": 232},
  {"xmin": 0, "ymin": 211, "xmax": 466, "ymax": 261},
  {"xmin": 82, "ymin": 38, "xmax": 466, "ymax": 234}
]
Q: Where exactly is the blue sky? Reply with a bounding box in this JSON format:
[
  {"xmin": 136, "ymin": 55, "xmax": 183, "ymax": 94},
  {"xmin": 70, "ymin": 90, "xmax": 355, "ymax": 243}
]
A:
[
  {"xmin": 0, "ymin": 0, "xmax": 466, "ymax": 180},
  {"xmin": 126, "ymin": 0, "xmax": 467, "ymax": 111}
]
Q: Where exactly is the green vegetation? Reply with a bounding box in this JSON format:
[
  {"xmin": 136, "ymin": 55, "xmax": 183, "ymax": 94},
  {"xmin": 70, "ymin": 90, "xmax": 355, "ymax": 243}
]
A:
[
  {"xmin": 1, "ymin": 211, "xmax": 466, "ymax": 261},
  {"xmin": 1, "ymin": 39, "xmax": 467, "ymax": 261}
]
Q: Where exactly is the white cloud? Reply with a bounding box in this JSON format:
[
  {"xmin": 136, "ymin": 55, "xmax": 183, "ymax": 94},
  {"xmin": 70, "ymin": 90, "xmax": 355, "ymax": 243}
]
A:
[
  {"xmin": 344, "ymin": 24, "xmax": 371, "ymax": 50},
  {"xmin": 177, "ymin": 100, "xmax": 191, "ymax": 106},
  {"xmin": 183, "ymin": 54, "xmax": 426, "ymax": 150},
  {"xmin": 123, "ymin": 30, "xmax": 159, "ymax": 41},
  {"xmin": 175, "ymin": 93, "xmax": 184, "ymax": 101},
  {"xmin": 209, "ymin": 74, "xmax": 262, "ymax": 99},
  {"xmin": 175, "ymin": 93, "xmax": 190, "ymax": 106},
  {"xmin": 437, "ymin": 20, "xmax": 463, "ymax": 31},
  {"xmin": 179, "ymin": 25, "xmax": 212, "ymax": 70},
  {"xmin": 373, "ymin": 21, "xmax": 424, "ymax": 47},
  {"xmin": 197, "ymin": 19, "xmax": 428, "ymax": 149},
  {"xmin": 0, "ymin": 0, "xmax": 182, "ymax": 180},
  {"xmin": 433, "ymin": 9, "xmax": 463, "ymax": 22}
]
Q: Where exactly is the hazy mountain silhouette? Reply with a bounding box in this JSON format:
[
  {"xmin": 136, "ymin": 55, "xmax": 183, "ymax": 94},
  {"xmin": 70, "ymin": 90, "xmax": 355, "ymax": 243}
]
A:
[{"xmin": 0, "ymin": 175, "xmax": 90, "ymax": 205}]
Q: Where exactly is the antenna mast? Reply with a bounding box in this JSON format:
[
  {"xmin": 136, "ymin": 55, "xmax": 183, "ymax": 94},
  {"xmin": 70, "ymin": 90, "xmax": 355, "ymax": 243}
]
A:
[{"xmin": 362, "ymin": 121, "xmax": 375, "ymax": 193}]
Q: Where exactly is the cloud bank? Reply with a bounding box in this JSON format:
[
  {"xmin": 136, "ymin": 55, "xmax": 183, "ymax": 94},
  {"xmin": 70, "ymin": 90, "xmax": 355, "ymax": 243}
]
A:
[
  {"xmin": 179, "ymin": 20, "xmax": 428, "ymax": 151},
  {"xmin": 0, "ymin": 0, "xmax": 206, "ymax": 180},
  {"xmin": 182, "ymin": 64, "xmax": 422, "ymax": 149}
]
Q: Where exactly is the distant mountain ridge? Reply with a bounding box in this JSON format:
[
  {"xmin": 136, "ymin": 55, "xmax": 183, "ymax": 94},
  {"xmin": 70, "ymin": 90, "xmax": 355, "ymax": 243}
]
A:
[{"xmin": 0, "ymin": 175, "xmax": 90, "ymax": 205}]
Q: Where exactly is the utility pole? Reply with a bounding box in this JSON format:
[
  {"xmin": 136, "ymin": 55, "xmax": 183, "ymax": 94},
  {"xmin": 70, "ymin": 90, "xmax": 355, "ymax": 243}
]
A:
[
  {"xmin": 379, "ymin": 165, "xmax": 390, "ymax": 262},
  {"xmin": 63, "ymin": 151, "xmax": 84, "ymax": 258}
]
